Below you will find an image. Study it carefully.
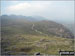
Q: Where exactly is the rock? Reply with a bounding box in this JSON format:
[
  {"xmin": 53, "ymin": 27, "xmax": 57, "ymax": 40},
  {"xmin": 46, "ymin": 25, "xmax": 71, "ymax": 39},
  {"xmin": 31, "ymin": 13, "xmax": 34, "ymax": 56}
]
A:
[{"xmin": 34, "ymin": 52, "xmax": 40, "ymax": 55}]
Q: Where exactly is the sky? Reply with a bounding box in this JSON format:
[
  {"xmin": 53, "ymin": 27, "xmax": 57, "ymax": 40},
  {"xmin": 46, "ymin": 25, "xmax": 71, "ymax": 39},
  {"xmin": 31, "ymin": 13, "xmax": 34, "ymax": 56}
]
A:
[{"xmin": 1, "ymin": 1, "xmax": 74, "ymax": 22}]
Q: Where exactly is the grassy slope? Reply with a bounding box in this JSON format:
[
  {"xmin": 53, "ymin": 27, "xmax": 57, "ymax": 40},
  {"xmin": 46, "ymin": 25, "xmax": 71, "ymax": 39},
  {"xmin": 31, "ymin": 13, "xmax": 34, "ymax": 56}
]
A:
[
  {"xmin": 2, "ymin": 33, "xmax": 74, "ymax": 55},
  {"xmin": 1, "ymin": 16, "xmax": 74, "ymax": 55}
]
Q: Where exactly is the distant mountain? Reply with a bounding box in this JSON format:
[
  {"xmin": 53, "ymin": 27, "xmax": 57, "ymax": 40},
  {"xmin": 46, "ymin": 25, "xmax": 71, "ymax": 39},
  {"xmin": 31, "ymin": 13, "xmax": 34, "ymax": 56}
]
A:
[
  {"xmin": 1, "ymin": 15, "xmax": 74, "ymax": 55},
  {"xmin": 1, "ymin": 15, "xmax": 74, "ymax": 38},
  {"xmin": 31, "ymin": 16, "xmax": 47, "ymax": 21},
  {"xmin": 0, "ymin": 15, "xmax": 46, "ymax": 21}
]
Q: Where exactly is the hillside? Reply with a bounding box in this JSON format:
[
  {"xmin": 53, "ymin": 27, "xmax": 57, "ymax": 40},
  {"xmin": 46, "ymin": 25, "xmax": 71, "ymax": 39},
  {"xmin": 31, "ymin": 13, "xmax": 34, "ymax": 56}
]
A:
[
  {"xmin": 1, "ymin": 15, "xmax": 74, "ymax": 38},
  {"xmin": 1, "ymin": 15, "xmax": 74, "ymax": 55}
]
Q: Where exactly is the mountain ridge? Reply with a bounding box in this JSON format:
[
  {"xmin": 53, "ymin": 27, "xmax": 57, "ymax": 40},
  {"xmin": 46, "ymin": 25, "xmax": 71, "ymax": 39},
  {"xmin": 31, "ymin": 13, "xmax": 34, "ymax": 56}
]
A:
[{"xmin": 1, "ymin": 15, "xmax": 74, "ymax": 39}]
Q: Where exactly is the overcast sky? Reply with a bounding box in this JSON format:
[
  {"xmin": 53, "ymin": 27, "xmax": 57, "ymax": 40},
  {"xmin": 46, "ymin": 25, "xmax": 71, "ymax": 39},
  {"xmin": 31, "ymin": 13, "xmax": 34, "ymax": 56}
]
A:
[{"xmin": 1, "ymin": 1, "xmax": 74, "ymax": 22}]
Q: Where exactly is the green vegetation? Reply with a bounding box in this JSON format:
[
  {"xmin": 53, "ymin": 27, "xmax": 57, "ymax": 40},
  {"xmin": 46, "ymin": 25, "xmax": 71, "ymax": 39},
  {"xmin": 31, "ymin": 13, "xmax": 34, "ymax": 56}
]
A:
[
  {"xmin": 1, "ymin": 15, "xmax": 74, "ymax": 55},
  {"xmin": 2, "ymin": 34, "xmax": 74, "ymax": 55}
]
